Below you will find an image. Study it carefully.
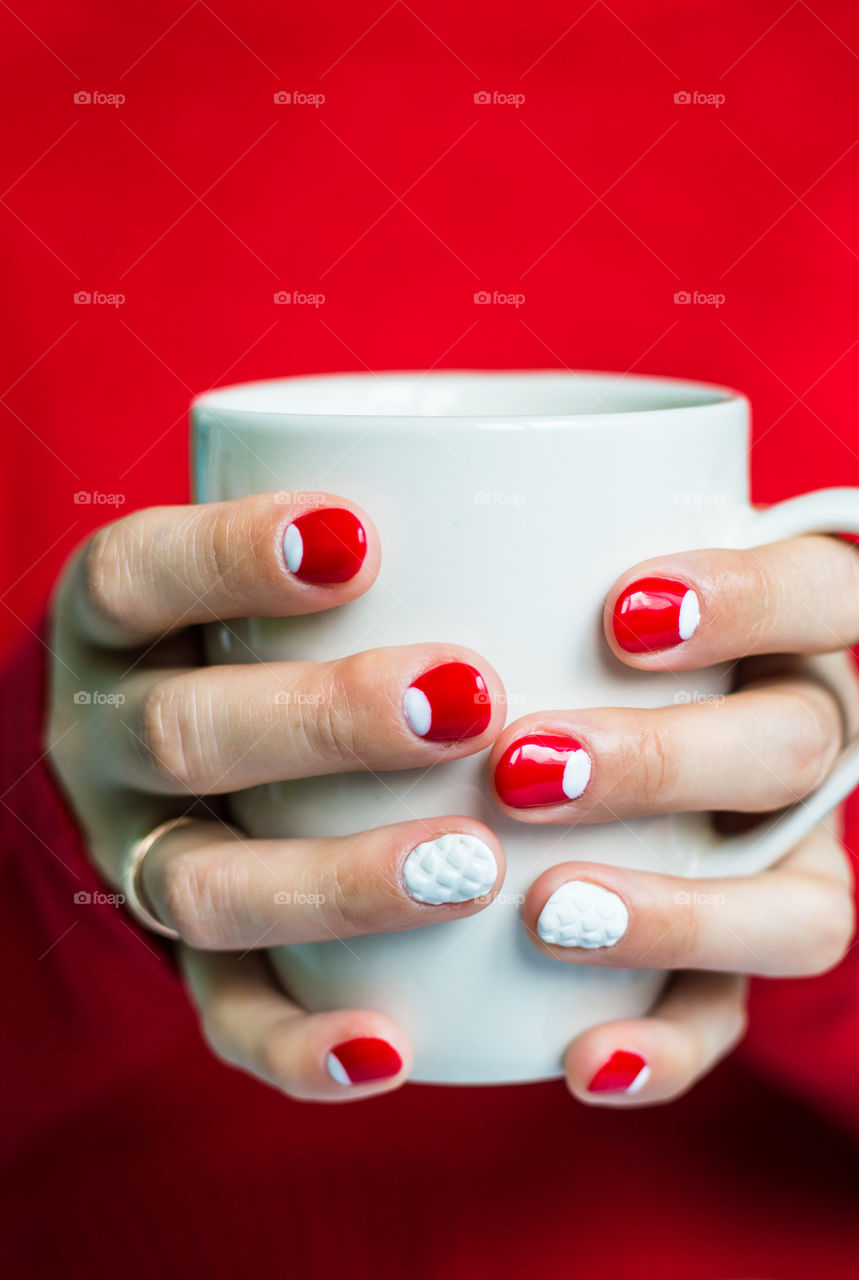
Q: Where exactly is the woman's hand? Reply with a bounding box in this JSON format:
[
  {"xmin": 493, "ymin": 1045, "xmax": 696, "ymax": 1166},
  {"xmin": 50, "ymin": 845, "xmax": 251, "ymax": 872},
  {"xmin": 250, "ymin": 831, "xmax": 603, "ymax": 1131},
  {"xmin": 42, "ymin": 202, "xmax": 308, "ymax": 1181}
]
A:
[
  {"xmin": 46, "ymin": 493, "xmax": 506, "ymax": 1102},
  {"xmin": 490, "ymin": 535, "xmax": 859, "ymax": 1106}
]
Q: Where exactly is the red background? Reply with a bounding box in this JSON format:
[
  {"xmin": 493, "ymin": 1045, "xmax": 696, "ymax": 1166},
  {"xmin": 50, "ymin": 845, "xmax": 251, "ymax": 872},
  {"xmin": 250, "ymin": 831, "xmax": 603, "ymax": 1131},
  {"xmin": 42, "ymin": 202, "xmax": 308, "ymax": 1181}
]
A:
[
  {"xmin": 2, "ymin": 0, "xmax": 859, "ymax": 653},
  {"xmin": 3, "ymin": 3, "xmax": 859, "ymax": 1278}
]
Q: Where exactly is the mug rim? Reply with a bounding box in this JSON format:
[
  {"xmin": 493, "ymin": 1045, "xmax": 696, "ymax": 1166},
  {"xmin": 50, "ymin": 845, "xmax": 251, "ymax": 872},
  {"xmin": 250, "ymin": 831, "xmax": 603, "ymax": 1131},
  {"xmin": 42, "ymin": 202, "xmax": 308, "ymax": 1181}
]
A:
[{"xmin": 193, "ymin": 368, "xmax": 747, "ymax": 423}]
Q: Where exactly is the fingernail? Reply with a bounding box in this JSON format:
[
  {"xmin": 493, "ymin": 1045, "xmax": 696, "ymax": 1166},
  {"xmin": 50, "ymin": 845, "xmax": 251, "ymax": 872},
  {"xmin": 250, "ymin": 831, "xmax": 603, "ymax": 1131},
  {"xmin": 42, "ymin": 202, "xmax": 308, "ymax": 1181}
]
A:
[
  {"xmin": 403, "ymin": 832, "xmax": 498, "ymax": 905},
  {"xmin": 494, "ymin": 734, "xmax": 591, "ymax": 808},
  {"xmin": 587, "ymin": 1050, "xmax": 650, "ymax": 1094},
  {"xmin": 283, "ymin": 508, "xmax": 367, "ymax": 584},
  {"xmin": 403, "ymin": 662, "xmax": 491, "ymax": 741},
  {"xmin": 327, "ymin": 1037, "xmax": 403, "ymax": 1085},
  {"xmin": 537, "ymin": 880, "xmax": 628, "ymax": 948},
  {"xmin": 612, "ymin": 576, "xmax": 699, "ymax": 653}
]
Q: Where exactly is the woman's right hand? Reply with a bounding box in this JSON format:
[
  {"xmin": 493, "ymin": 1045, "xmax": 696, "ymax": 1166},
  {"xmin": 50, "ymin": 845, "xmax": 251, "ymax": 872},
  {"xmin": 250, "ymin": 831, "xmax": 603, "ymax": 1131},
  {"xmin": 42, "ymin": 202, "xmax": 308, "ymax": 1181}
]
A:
[{"xmin": 45, "ymin": 493, "xmax": 506, "ymax": 1101}]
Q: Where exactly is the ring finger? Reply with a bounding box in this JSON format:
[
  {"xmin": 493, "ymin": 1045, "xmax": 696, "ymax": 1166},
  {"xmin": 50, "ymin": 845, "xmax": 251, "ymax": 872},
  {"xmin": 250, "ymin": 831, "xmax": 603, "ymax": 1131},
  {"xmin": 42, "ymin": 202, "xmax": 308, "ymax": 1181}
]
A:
[
  {"xmin": 137, "ymin": 815, "xmax": 505, "ymax": 950},
  {"xmin": 489, "ymin": 674, "xmax": 843, "ymax": 821},
  {"xmin": 110, "ymin": 643, "xmax": 504, "ymax": 794},
  {"xmin": 522, "ymin": 826, "xmax": 853, "ymax": 977}
]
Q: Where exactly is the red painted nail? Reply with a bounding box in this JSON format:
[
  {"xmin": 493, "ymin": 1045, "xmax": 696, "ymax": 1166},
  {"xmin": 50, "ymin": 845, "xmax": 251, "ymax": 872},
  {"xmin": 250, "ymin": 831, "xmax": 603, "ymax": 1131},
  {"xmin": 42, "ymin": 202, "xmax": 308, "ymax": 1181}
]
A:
[
  {"xmin": 612, "ymin": 576, "xmax": 700, "ymax": 653},
  {"xmin": 283, "ymin": 508, "xmax": 367, "ymax": 584},
  {"xmin": 494, "ymin": 733, "xmax": 591, "ymax": 808},
  {"xmin": 327, "ymin": 1037, "xmax": 403, "ymax": 1085},
  {"xmin": 587, "ymin": 1050, "xmax": 649, "ymax": 1094},
  {"xmin": 404, "ymin": 662, "xmax": 491, "ymax": 742}
]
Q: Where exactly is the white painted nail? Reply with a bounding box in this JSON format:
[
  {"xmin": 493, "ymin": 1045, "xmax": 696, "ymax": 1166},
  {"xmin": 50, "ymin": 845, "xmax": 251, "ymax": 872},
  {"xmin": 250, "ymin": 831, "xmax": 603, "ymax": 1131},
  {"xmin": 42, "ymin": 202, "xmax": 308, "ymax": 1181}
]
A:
[
  {"xmin": 403, "ymin": 832, "xmax": 498, "ymax": 905},
  {"xmin": 678, "ymin": 588, "xmax": 700, "ymax": 641},
  {"xmin": 326, "ymin": 1053, "xmax": 351, "ymax": 1085},
  {"xmin": 403, "ymin": 686, "xmax": 432, "ymax": 737},
  {"xmin": 626, "ymin": 1064, "xmax": 651, "ymax": 1094},
  {"xmin": 537, "ymin": 880, "xmax": 628, "ymax": 948},
  {"xmin": 562, "ymin": 748, "xmax": 591, "ymax": 800},
  {"xmin": 284, "ymin": 523, "xmax": 303, "ymax": 574}
]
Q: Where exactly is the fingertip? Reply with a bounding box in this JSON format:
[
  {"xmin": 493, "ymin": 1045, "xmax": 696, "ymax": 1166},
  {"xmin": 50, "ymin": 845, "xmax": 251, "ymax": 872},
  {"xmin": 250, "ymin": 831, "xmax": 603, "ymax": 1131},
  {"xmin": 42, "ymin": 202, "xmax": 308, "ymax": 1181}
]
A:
[
  {"xmin": 564, "ymin": 1025, "xmax": 658, "ymax": 1107},
  {"xmin": 273, "ymin": 492, "xmax": 381, "ymax": 603},
  {"xmin": 603, "ymin": 566, "xmax": 703, "ymax": 669}
]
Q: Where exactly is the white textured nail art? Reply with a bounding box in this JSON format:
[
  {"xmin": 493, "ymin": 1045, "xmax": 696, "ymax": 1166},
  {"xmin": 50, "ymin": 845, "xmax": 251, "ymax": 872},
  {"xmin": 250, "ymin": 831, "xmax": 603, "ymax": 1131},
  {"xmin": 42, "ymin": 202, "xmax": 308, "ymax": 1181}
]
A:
[
  {"xmin": 403, "ymin": 686, "xmax": 432, "ymax": 737},
  {"xmin": 403, "ymin": 833, "xmax": 498, "ymax": 905},
  {"xmin": 284, "ymin": 523, "xmax": 303, "ymax": 573},
  {"xmin": 537, "ymin": 880, "xmax": 628, "ymax": 948},
  {"xmin": 678, "ymin": 588, "xmax": 700, "ymax": 640}
]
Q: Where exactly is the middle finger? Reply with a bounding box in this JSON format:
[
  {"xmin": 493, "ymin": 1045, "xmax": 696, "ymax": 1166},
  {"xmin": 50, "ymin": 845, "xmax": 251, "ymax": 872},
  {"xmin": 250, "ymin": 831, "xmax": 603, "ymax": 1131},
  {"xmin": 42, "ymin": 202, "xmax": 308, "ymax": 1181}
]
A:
[
  {"xmin": 489, "ymin": 676, "xmax": 842, "ymax": 821},
  {"xmin": 111, "ymin": 643, "xmax": 504, "ymax": 794}
]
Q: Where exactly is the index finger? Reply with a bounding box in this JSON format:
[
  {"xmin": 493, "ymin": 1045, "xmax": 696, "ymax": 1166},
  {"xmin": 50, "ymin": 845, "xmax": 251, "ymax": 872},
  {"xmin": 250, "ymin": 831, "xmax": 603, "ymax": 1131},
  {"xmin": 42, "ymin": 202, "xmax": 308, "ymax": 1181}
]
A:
[
  {"xmin": 605, "ymin": 534, "xmax": 859, "ymax": 669},
  {"xmin": 66, "ymin": 492, "xmax": 379, "ymax": 647}
]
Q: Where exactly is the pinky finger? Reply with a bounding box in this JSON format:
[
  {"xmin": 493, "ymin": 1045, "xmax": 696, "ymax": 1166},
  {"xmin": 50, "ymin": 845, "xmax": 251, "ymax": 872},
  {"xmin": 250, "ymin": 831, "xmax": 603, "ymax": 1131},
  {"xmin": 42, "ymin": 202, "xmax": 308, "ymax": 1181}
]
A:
[
  {"xmin": 564, "ymin": 972, "xmax": 748, "ymax": 1107},
  {"xmin": 180, "ymin": 947, "xmax": 412, "ymax": 1103}
]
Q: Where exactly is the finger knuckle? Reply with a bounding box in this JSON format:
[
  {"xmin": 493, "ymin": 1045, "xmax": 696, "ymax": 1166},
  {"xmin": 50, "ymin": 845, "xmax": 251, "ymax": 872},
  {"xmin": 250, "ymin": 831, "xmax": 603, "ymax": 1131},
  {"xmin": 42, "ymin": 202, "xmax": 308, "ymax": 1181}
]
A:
[
  {"xmin": 136, "ymin": 676, "xmax": 207, "ymax": 793},
  {"xmin": 774, "ymin": 691, "xmax": 839, "ymax": 804},
  {"xmin": 256, "ymin": 1026, "xmax": 299, "ymax": 1093},
  {"xmin": 801, "ymin": 885, "xmax": 856, "ymax": 975},
  {"xmin": 298, "ymin": 660, "xmax": 360, "ymax": 767},
  {"xmin": 81, "ymin": 523, "xmax": 136, "ymax": 634},
  {"xmin": 634, "ymin": 721, "xmax": 678, "ymax": 808},
  {"xmin": 158, "ymin": 848, "xmax": 215, "ymax": 947}
]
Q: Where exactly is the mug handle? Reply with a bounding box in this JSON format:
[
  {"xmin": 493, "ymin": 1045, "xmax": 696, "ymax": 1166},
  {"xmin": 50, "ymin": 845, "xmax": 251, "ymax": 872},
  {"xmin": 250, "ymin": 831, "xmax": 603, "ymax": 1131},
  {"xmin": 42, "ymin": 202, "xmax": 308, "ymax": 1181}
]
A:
[{"xmin": 703, "ymin": 488, "xmax": 859, "ymax": 877}]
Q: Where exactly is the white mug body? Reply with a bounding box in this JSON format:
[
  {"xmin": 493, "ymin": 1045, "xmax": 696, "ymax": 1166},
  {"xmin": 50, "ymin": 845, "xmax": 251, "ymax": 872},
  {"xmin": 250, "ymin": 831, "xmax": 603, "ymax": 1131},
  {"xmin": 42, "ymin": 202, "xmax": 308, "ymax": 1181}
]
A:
[{"xmin": 192, "ymin": 371, "xmax": 750, "ymax": 1083}]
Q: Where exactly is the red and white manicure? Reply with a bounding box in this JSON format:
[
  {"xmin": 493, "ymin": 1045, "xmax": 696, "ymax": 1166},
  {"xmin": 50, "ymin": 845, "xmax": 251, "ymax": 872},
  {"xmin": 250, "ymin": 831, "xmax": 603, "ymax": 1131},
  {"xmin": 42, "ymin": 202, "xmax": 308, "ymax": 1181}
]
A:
[
  {"xmin": 404, "ymin": 662, "xmax": 492, "ymax": 742},
  {"xmin": 494, "ymin": 734, "xmax": 592, "ymax": 808},
  {"xmin": 326, "ymin": 1037, "xmax": 403, "ymax": 1085},
  {"xmin": 587, "ymin": 1050, "xmax": 650, "ymax": 1094},
  {"xmin": 283, "ymin": 507, "xmax": 367, "ymax": 584},
  {"xmin": 612, "ymin": 576, "xmax": 700, "ymax": 653}
]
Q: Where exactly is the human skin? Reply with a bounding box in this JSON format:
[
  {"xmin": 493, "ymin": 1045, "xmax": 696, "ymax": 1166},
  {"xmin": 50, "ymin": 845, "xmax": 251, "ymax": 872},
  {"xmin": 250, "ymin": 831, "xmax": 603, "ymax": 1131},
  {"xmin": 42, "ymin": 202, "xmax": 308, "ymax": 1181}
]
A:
[{"xmin": 45, "ymin": 492, "xmax": 857, "ymax": 1105}]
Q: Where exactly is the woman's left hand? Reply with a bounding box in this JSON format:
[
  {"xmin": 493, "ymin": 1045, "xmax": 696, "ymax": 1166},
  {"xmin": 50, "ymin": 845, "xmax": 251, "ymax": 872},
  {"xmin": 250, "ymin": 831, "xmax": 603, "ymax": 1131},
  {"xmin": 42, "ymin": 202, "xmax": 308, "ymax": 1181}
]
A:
[{"xmin": 489, "ymin": 533, "xmax": 859, "ymax": 1106}]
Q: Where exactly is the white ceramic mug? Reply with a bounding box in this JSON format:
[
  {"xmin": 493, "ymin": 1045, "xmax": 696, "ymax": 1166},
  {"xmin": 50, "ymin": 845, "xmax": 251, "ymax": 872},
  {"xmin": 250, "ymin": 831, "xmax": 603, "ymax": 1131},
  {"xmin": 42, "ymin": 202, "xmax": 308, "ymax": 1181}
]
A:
[{"xmin": 192, "ymin": 370, "xmax": 859, "ymax": 1084}]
